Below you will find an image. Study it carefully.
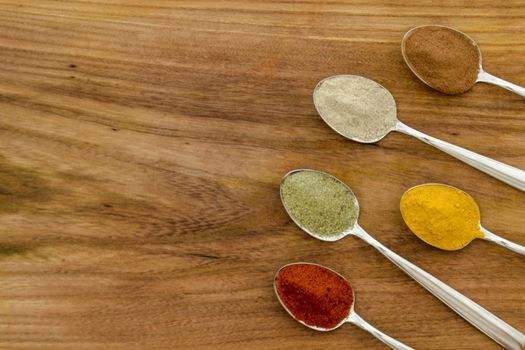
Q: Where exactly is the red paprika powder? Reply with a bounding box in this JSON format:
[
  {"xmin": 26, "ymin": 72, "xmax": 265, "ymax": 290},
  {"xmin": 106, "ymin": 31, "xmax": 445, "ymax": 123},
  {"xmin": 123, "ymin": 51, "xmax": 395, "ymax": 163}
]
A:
[{"xmin": 275, "ymin": 263, "xmax": 354, "ymax": 329}]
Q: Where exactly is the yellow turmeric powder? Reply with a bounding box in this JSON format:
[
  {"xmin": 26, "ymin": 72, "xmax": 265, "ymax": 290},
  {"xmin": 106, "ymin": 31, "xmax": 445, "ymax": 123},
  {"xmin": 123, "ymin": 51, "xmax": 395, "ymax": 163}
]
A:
[{"xmin": 400, "ymin": 184, "xmax": 484, "ymax": 250}]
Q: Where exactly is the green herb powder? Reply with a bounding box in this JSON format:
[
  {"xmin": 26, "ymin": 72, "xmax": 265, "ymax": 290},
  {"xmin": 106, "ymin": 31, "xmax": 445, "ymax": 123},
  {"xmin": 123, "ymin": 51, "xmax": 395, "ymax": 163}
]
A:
[{"xmin": 281, "ymin": 171, "xmax": 359, "ymax": 237}]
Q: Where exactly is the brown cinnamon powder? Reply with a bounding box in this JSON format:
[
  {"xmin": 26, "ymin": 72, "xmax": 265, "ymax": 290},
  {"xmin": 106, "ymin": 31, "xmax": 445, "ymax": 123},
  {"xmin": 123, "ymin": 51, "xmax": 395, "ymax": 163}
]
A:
[{"xmin": 403, "ymin": 26, "xmax": 481, "ymax": 94}]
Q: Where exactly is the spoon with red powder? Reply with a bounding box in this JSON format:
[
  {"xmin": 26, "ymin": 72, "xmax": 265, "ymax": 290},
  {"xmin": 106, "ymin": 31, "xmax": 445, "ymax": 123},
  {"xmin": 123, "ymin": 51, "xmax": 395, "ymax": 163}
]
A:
[
  {"xmin": 402, "ymin": 25, "xmax": 524, "ymax": 97},
  {"xmin": 275, "ymin": 263, "xmax": 413, "ymax": 349}
]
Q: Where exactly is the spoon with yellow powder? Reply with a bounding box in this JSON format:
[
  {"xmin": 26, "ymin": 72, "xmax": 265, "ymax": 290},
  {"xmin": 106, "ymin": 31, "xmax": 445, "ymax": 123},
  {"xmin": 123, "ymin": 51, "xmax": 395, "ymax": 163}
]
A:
[{"xmin": 400, "ymin": 184, "xmax": 525, "ymax": 256}]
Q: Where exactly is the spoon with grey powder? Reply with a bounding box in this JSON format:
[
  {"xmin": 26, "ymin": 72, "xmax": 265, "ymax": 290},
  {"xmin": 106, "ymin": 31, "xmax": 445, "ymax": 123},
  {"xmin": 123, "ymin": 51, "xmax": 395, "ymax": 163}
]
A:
[
  {"xmin": 313, "ymin": 75, "xmax": 525, "ymax": 192},
  {"xmin": 281, "ymin": 169, "xmax": 525, "ymax": 350}
]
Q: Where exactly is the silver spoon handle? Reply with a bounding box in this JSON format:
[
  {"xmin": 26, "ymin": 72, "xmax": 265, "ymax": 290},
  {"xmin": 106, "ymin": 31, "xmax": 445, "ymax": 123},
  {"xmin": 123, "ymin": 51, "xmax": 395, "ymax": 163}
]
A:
[
  {"xmin": 477, "ymin": 70, "xmax": 525, "ymax": 98},
  {"xmin": 347, "ymin": 312, "xmax": 413, "ymax": 350},
  {"xmin": 354, "ymin": 225, "xmax": 525, "ymax": 350},
  {"xmin": 481, "ymin": 226, "xmax": 525, "ymax": 257},
  {"xmin": 395, "ymin": 121, "xmax": 525, "ymax": 192}
]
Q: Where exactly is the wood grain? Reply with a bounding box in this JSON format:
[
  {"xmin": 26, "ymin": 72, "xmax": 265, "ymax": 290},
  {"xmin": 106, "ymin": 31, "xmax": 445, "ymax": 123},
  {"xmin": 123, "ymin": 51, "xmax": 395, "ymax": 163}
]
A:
[{"xmin": 0, "ymin": 1, "xmax": 523, "ymax": 349}]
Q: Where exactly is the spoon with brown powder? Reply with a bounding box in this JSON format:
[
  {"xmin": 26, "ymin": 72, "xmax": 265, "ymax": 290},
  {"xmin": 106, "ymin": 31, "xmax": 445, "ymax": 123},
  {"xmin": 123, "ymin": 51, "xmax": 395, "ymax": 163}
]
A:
[
  {"xmin": 401, "ymin": 25, "xmax": 524, "ymax": 97},
  {"xmin": 313, "ymin": 75, "xmax": 525, "ymax": 192}
]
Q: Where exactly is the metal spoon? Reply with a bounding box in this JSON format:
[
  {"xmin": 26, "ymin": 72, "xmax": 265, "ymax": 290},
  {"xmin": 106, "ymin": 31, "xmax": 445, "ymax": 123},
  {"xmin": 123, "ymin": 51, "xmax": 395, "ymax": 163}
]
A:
[
  {"xmin": 281, "ymin": 169, "xmax": 525, "ymax": 350},
  {"xmin": 401, "ymin": 25, "xmax": 525, "ymax": 97},
  {"xmin": 313, "ymin": 74, "xmax": 525, "ymax": 192},
  {"xmin": 400, "ymin": 183, "xmax": 525, "ymax": 256},
  {"xmin": 274, "ymin": 262, "xmax": 413, "ymax": 350}
]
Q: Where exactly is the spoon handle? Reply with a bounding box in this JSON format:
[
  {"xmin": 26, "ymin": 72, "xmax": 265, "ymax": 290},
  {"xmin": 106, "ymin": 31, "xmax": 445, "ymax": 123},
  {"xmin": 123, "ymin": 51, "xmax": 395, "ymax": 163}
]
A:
[
  {"xmin": 348, "ymin": 312, "xmax": 414, "ymax": 350},
  {"xmin": 477, "ymin": 71, "xmax": 525, "ymax": 98},
  {"xmin": 354, "ymin": 225, "xmax": 525, "ymax": 350},
  {"xmin": 395, "ymin": 122, "xmax": 525, "ymax": 192},
  {"xmin": 481, "ymin": 227, "xmax": 525, "ymax": 257}
]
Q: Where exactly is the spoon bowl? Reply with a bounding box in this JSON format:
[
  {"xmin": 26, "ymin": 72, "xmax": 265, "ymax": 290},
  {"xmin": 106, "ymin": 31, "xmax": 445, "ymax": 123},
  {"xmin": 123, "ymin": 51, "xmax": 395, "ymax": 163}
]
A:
[
  {"xmin": 401, "ymin": 25, "xmax": 481, "ymax": 95},
  {"xmin": 280, "ymin": 168, "xmax": 358, "ymax": 242},
  {"xmin": 400, "ymin": 183, "xmax": 525, "ymax": 256},
  {"xmin": 400, "ymin": 183, "xmax": 482, "ymax": 251},
  {"xmin": 274, "ymin": 262, "xmax": 354, "ymax": 332},
  {"xmin": 401, "ymin": 25, "xmax": 525, "ymax": 97},
  {"xmin": 313, "ymin": 75, "xmax": 397, "ymax": 143}
]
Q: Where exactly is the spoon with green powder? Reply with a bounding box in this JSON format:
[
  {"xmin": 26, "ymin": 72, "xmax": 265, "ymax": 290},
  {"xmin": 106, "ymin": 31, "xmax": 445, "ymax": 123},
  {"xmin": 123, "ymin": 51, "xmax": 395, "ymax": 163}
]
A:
[
  {"xmin": 313, "ymin": 75, "xmax": 525, "ymax": 192},
  {"xmin": 400, "ymin": 183, "xmax": 525, "ymax": 256},
  {"xmin": 281, "ymin": 169, "xmax": 525, "ymax": 350}
]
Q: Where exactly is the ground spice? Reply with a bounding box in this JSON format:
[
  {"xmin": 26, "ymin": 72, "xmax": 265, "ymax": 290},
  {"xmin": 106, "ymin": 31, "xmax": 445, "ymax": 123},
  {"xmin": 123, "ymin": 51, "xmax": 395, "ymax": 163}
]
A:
[
  {"xmin": 400, "ymin": 184, "xmax": 483, "ymax": 250},
  {"xmin": 281, "ymin": 170, "xmax": 358, "ymax": 237},
  {"xmin": 403, "ymin": 25, "xmax": 481, "ymax": 94},
  {"xmin": 276, "ymin": 263, "xmax": 354, "ymax": 329},
  {"xmin": 313, "ymin": 75, "xmax": 398, "ymax": 143}
]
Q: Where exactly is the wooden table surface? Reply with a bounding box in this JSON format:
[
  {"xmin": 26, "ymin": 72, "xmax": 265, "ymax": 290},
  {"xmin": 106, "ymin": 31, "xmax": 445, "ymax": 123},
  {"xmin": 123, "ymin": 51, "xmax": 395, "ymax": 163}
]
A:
[{"xmin": 0, "ymin": 1, "xmax": 524, "ymax": 349}]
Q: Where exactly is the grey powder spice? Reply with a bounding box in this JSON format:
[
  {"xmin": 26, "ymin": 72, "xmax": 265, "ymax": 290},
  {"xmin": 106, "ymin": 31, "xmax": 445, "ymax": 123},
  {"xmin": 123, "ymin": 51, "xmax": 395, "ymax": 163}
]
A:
[
  {"xmin": 313, "ymin": 75, "xmax": 398, "ymax": 143},
  {"xmin": 281, "ymin": 171, "xmax": 359, "ymax": 237}
]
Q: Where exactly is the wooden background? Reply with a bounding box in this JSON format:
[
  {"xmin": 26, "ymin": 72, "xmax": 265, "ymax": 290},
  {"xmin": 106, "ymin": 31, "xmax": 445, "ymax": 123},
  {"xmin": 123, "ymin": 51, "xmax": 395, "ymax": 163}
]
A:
[{"xmin": 0, "ymin": 1, "xmax": 523, "ymax": 349}]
